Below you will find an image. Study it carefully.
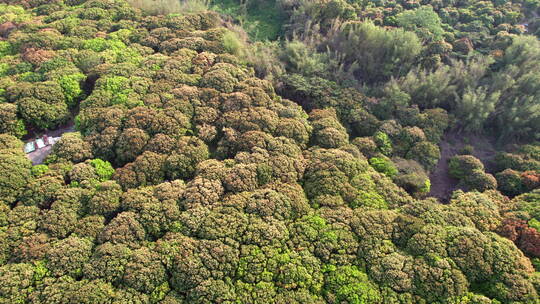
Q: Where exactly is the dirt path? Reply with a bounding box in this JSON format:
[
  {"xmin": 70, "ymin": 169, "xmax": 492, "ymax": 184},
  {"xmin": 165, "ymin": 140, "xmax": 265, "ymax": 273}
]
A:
[
  {"xmin": 428, "ymin": 131, "xmax": 498, "ymax": 202},
  {"xmin": 27, "ymin": 145, "xmax": 52, "ymax": 165},
  {"xmin": 428, "ymin": 138, "xmax": 459, "ymax": 202},
  {"xmin": 47, "ymin": 123, "xmax": 76, "ymax": 138}
]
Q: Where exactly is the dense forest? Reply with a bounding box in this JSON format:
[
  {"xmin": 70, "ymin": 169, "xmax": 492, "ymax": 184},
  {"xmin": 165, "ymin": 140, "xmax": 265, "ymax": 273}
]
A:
[{"xmin": 0, "ymin": 0, "xmax": 540, "ymax": 303}]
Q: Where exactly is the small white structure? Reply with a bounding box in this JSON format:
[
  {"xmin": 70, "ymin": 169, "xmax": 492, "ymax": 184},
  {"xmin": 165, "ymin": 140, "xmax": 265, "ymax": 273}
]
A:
[
  {"xmin": 24, "ymin": 142, "xmax": 36, "ymax": 153},
  {"xmin": 49, "ymin": 137, "xmax": 60, "ymax": 145},
  {"xmin": 35, "ymin": 138, "xmax": 46, "ymax": 149},
  {"xmin": 24, "ymin": 136, "xmax": 61, "ymax": 154}
]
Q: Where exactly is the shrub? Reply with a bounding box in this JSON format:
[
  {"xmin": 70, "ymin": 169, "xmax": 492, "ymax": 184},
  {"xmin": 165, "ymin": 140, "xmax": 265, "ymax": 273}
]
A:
[
  {"xmin": 57, "ymin": 73, "xmax": 86, "ymax": 107},
  {"xmin": 521, "ymin": 171, "xmax": 540, "ymax": 191},
  {"xmin": 393, "ymin": 158, "xmax": 430, "ymax": 196},
  {"xmin": 406, "ymin": 141, "xmax": 440, "ymax": 171},
  {"xmin": 352, "ymin": 137, "xmax": 378, "ymax": 159},
  {"xmin": 373, "ymin": 131, "xmax": 392, "ymax": 156},
  {"xmin": 369, "ymin": 157, "xmax": 397, "ymax": 177},
  {"xmin": 325, "ymin": 20, "xmax": 423, "ymax": 84},
  {"xmin": 89, "ymin": 159, "xmax": 115, "ymax": 182},
  {"xmin": 461, "ymin": 170, "xmax": 497, "ymax": 192},
  {"xmin": 46, "ymin": 132, "xmax": 93, "ymax": 164},
  {"xmin": 0, "ymin": 145, "xmax": 32, "ymax": 204},
  {"xmin": 31, "ymin": 164, "xmax": 49, "ymax": 177},
  {"xmin": 459, "ymin": 145, "xmax": 474, "ymax": 155},
  {"xmin": 496, "ymin": 169, "xmax": 525, "ymax": 196},
  {"xmin": 323, "ymin": 265, "xmax": 381, "ymax": 303},
  {"xmin": 222, "ymin": 30, "xmax": 244, "ymax": 57},
  {"xmin": 0, "ymin": 41, "xmax": 12, "ymax": 57},
  {"xmin": 17, "ymin": 97, "xmax": 70, "ymax": 129},
  {"xmin": 494, "ymin": 152, "xmax": 524, "ymax": 172},
  {"xmin": 449, "ymin": 155, "xmax": 484, "ymax": 180},
  {"xmin": 529, "ymin": 219, "xmax": 540, "ymax": 232},
  {"xmin": 128, "ymin": 0, "xmax": 208, "ymax": 16},
  {"xmin": 396, "ymin": 6, "xmax": 445, "ymax": 41},
  {"xmin": 0, "ymin": 103, "xmax": 26, "ymax": 137}
]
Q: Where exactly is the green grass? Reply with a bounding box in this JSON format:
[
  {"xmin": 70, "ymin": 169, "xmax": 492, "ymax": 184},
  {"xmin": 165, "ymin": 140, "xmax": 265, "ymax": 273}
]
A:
[
  {"xmin": 129, "ymin": 0, "xmax": 285, "ymax": 40},
  {"xmin": 128, "ymin": 0, "xmax": 209, "ymax": 16},
  {"xmin": 211, "ymin": 0, "xmax": 286, "ymax": 41}
]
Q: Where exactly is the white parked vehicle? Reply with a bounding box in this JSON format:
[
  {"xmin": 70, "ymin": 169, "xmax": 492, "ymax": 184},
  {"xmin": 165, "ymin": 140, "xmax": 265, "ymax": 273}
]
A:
[
  {"xmin": 24, "ymin": 135, "xmax": 61, "ymax": 154},
  {"xmin": 24, "ymin": 142, "xmax": 36, "ymax": 153}
]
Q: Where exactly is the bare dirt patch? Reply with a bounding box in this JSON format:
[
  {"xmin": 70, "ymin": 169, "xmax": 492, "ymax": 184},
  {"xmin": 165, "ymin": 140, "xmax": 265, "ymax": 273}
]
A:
[{"xmin": 428, "ymin": 131, "xmax": 498, "ymax": 202}]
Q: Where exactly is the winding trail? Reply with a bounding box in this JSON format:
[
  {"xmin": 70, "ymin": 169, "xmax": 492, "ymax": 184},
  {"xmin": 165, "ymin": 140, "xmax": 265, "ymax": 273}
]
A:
[{"xmin": 427, "ymin": 137, "xmax": 459, "ymax": 202}]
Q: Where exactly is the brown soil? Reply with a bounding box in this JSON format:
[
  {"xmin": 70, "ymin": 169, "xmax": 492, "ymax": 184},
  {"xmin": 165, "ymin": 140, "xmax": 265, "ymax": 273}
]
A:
[
  {"xmin": 428, "ymin": 131, "xmax": 498, "ymax": 202},
  {"xmin": 27, "ymin": 145, "xmax": 52, "ymax": 165}
]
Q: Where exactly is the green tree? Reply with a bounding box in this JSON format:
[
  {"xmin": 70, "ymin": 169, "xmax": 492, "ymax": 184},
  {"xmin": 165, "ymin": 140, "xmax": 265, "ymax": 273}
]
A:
[
  {"xmin": 395, "ymin": 6, "xmax": 445, "ymax": 41},
  {"xmin": 0, "ymin": 136, "xmax": 32, "ymax": 205},
  {"xmin": 454, "ymin": 86, "xmax": 499, "ymax": 133},
  {"xmin": 323, "ymin": 265, "xmax": 382, "ymax": 304},
  {"xmin": 0, "ymin": 103, "xmax": 26, "ymax": 137},
  {"xmin": 325, "ymin": 21, "xmax": 423, "ymax": 84},
  {"xmin": 369, "ymin": 157, "xmax": 397, "ymax": 177}
]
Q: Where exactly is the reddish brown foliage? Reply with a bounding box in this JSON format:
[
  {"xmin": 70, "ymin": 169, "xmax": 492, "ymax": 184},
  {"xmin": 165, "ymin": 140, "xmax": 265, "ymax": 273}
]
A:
[
  {"xmin": 0, "ymin": 22, "xmax": 16, "ymax": 37},
  {"xmin": 21, "ymin": 48, "xmax": 55, "ymax": 66},
  {"xmin": 521, "ymin": 171, "xmax": 540, "ymax": 191},
  {"xmin": 498, "ymin": 218, "xmax": 540, "ymax": 257},
  {"xmin": 453, "ymin": 37, "xmax": 474, "ymax": 53}
]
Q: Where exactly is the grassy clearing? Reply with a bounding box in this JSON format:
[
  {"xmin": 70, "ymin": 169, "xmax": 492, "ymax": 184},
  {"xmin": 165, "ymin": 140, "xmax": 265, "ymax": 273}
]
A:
[
  {"xmin": 211, "ymin": 0, "xmax": 286, "ymax": 41},
  {"xmin": 128, "ymin": 0, "xmax": 209, "ymax": 15}
]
